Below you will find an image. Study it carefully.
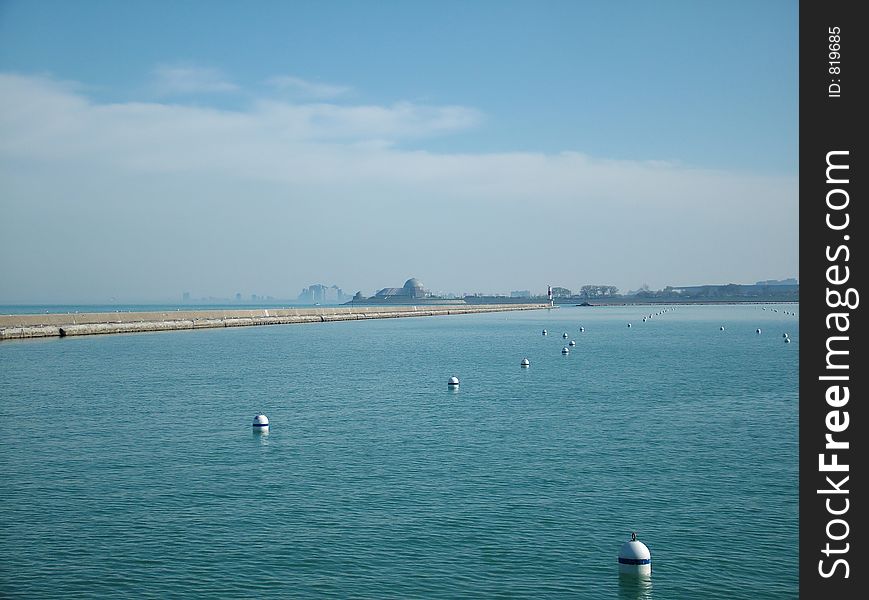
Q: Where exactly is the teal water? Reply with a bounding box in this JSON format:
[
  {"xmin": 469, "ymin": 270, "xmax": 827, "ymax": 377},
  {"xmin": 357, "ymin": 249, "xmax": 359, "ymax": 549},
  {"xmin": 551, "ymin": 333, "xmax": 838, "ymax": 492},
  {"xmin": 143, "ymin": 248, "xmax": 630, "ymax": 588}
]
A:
[{"xmin": 0, "ymin": 305, "xmax": 799, "ymax": 598}]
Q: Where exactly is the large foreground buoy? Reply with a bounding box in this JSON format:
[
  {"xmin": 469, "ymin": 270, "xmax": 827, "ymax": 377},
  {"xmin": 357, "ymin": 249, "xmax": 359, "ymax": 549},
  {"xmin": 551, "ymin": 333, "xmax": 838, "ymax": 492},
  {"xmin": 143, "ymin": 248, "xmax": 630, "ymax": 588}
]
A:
[
  {"xmin": 253, "ymin": 413, "xmax": 269, "ymax": 431},
  {"xmin": 618, "ymin": 532, "xmax": 651, "ymax": 577},
  {"xmin": 448, "ymin": 376, "xmax": 460, "ymax": 387},
  {"xmin": 521, "ymin": 358, "xmax": 530, "ymax": 367}
]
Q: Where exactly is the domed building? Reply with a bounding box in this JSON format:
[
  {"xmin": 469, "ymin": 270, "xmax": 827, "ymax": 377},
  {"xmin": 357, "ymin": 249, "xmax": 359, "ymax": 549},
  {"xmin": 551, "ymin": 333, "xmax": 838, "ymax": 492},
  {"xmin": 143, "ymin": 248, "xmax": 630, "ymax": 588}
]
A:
[
  {"xmin": 344, "ymin": 277, "xmax": 467, "ymax": 305},
  {"xmin": 402, "ymin": 278, "xmax": 426, "ymax": 298},
  {"xmin": 373, "ymin": 277, "xmax": 429, "ymax": 300}
]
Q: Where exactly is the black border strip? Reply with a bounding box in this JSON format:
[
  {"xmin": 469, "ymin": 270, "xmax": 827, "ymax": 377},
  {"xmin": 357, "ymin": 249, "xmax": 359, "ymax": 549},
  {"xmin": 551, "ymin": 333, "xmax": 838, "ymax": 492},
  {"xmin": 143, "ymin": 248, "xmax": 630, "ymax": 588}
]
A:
[{"xmin": 800, "ymin": 1, "xmax": 865, "ymax": 595}]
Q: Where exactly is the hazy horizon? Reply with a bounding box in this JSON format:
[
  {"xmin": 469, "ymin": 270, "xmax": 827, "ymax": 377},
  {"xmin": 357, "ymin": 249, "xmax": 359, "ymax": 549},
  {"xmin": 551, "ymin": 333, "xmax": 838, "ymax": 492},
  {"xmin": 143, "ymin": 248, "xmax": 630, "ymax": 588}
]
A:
[
  {"xmin": 0, "ymin": 1, "xmax": 798, "ymax": 304},
  {"xmin": 0, "ymin": 274, "xmax": 802, "ymax": 307}
]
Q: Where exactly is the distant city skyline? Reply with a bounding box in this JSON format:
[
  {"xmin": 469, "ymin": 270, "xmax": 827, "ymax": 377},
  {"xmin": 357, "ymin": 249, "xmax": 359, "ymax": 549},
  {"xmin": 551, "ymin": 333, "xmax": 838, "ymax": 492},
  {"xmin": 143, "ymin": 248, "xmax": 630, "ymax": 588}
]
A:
[
  {"xmin": 0, "ymin": 1, "xmax": 797, "ymax": 304},
  {"xmin": 166, "ymin": 276, "xmax": 798, "ymax": 308}
]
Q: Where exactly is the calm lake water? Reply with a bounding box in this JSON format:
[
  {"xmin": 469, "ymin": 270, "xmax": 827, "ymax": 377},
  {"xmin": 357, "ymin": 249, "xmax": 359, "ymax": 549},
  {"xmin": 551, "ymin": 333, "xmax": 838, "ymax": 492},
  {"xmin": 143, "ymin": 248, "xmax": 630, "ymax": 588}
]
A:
[{"xmin": 0, "ymin": 304, "xmax": 799, "ymax": 598}]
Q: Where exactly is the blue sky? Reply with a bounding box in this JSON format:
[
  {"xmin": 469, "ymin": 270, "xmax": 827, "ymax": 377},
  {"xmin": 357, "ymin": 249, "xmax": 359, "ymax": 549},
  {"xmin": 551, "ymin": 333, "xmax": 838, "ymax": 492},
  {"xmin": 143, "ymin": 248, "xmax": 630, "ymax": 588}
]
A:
[{"xmin": 0, "ymin": 0, "xmax": 798, "ymax": 303}]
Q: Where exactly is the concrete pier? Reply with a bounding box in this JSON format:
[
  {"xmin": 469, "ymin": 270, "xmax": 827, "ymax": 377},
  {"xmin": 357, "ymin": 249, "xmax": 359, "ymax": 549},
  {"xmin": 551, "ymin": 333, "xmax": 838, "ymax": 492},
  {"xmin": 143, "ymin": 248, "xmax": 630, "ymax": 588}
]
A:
[{"xmin": 0, "ymin": 304, "xmax": 550, "ymax": 341}]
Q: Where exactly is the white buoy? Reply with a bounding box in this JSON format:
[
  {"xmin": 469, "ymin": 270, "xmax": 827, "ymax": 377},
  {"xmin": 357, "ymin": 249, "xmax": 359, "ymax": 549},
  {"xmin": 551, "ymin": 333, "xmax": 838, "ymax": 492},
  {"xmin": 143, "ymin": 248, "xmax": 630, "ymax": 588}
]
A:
[
  {"xmin": 562, "ymin": 346, "xmax": 570, "ymax": 354},
  {"xmin": 580, "ymin": 326, "xmax": 585, "ymax": 332},
  {"xmin": 618, "ymin": 532, "xmax": 651, "ymax": 577},
  {"xmin": 785, "ymin": 337, "xmax": 791, "ymax": 343},
  {"xmin": 569, "ymin": 340, "xmax": 576, "ymax": 346},
  {"xmin": 627, "ymin": 323, "xmax": 632, "ymax": 328},
  {"xmin": 252, "ymin": 413, "xmax": 269, "ymax": 431},
  {"xmin": 448, "ymin": 376, "xmax": 460, "ymax": 387},
  {"xmin": 642, "ymin": 318, "xmax": 646, "ymax": 323},
  {"xmin": 563, "ymin": 332, "xmax": 568, "ymax": 338},
  {"xmin": 542, "ymin": 329, "xmax": 548, "ymax": 336},
  {"xmin": 521, "ymin": 358, "xmax": 530, "ymax": 367},
  {"xmin": 720, "ymin": 326, "xmax": 725, "ymax": 331},
  {"xmin": 783, "ymin": 332, "xmax": 789, "ymax": 338},
  {"xmin": 756, "ymin": 328, "xmax": 762, "ymax": 334}
]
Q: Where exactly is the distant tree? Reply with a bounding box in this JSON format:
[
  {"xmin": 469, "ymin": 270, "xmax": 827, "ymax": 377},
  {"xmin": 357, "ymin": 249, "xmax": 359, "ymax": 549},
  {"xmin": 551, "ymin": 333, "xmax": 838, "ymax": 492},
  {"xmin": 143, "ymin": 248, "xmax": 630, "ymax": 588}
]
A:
[
  {"xmin": 580, "ymin": 285, "xmax": 602, "ymax": 298},
  {"xmin": 551, "ymin": 286, "xmax": 572, "ymax": 298},
  {"xmin": 580, "ymin": 285, "xmax": 619, "ymax": 298}
]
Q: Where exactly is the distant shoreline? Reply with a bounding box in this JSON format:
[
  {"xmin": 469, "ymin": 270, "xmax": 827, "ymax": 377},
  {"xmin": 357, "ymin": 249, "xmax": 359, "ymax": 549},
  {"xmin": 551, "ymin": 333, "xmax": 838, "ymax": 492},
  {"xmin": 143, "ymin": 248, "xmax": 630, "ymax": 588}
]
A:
[
  {"xmin": 0, "ymin": 304, "xmax": 550, "ymax": 342},
  {"xmin": 573, "ymin": 300, "xmax": 799, "ymax": 307}
]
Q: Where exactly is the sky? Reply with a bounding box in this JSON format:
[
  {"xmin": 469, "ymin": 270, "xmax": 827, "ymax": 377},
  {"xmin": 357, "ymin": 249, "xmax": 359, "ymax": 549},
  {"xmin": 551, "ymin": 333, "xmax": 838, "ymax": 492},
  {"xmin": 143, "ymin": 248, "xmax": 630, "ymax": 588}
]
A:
[{"xmin": 0, "ymin": 0, "xmax": 798, "ymax": 303}]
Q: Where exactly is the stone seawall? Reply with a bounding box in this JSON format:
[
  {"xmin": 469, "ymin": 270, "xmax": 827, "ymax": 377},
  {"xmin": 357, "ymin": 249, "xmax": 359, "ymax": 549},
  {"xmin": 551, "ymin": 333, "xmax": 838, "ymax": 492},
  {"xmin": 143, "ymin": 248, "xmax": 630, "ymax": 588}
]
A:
[{"xmin": 0, "ymin": 304, "xmax": 550, "ymax": 341}]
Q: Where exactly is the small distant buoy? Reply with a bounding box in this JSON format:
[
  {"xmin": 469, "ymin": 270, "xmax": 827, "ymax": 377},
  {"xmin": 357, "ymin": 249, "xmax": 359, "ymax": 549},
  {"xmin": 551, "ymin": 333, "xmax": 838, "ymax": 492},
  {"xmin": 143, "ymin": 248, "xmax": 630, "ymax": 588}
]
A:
[
  {"xmin": 563, "ymin": 332, "xmax": 568, "ymax": 338},
  {"xmin": 785, "ymin": 337, "xmax": 791, "ymax": 343},
  {"xmin": 569, "ymin": 340, "xmax": 576, "ymax": 346},
  {"xmin": 627, "ymin": 323, "xmax": 632, "ymax": 328},
  {"xmin": 562, "ymin": 347, "xmax": 570, "ymax": 354},
  {"xmin": 618, "ymin": 532, "xmax": 651, "ymax": 577},
  {"xmin": 580, "ymin": 326, "xmax": 585, "ymax": 332},
  {"xmin": 542, "ymin": 329, "xmax": 548, "ymax": 336},
  {"xmin": 253, "ymin": 413, "xmax": 269, "ymax": 430},
  {"xmin": 448, "ymin": 376, "xmax": 460, "ymax": 387},
  {"xmin": 642, "ymin": 318, "xmax": 646, "ymax": 323},
  {"xmin": 720, "ymin": 326, "xmax": 725, "ymax": 331},
  {"xmin": 782, "ymin": 333, "xmax": 789, "ymax": 338},
  {"xmin": 756, "ymin": 328, "xmax": 762, "ymax": 334},
  {"xmin": 521, "ymin": 358, "xmax": 530, "ymax": 367}
]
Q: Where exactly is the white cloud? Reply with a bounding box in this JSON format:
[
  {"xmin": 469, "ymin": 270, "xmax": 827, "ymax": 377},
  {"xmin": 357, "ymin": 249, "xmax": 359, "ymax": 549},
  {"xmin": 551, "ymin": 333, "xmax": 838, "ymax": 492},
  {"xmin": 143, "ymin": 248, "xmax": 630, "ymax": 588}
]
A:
[
  {"xmin": 151, "ymin": 63, "xmax": 238, "ymax": 95},
  {"xmin": 265, "ymin": 75, "xmax": 350, "ymax": 99},
  {"xmin": 0, "ymin": 72, "xmax": 798, "ymax": 301}
]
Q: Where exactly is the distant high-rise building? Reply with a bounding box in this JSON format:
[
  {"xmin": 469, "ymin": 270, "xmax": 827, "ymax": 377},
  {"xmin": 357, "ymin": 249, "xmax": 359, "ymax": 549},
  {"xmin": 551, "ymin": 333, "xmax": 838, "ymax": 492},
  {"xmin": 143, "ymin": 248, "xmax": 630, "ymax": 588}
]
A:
[{"xmin": 298, "ymin": 284, "xmax": 347, "ymax": 304}]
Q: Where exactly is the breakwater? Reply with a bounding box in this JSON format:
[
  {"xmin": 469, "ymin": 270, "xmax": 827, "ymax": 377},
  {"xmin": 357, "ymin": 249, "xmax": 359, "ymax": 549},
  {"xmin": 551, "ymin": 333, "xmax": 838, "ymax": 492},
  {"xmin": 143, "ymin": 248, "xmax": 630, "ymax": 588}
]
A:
[{"xmin": 0, "ymin": 304, "xmax": 550, "ymax": 341}]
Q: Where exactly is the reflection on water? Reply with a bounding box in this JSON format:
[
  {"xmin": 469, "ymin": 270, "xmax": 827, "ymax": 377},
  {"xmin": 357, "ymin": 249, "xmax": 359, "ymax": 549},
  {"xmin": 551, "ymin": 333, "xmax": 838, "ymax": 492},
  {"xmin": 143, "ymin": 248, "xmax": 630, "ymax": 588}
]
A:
[
  {"xmin": 618, "ymin": 573, "xmax": 652, "ymax": 600},
  {"xmin": 252, "ymin": 427, "xmax": 270, "ymax": 444}
]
